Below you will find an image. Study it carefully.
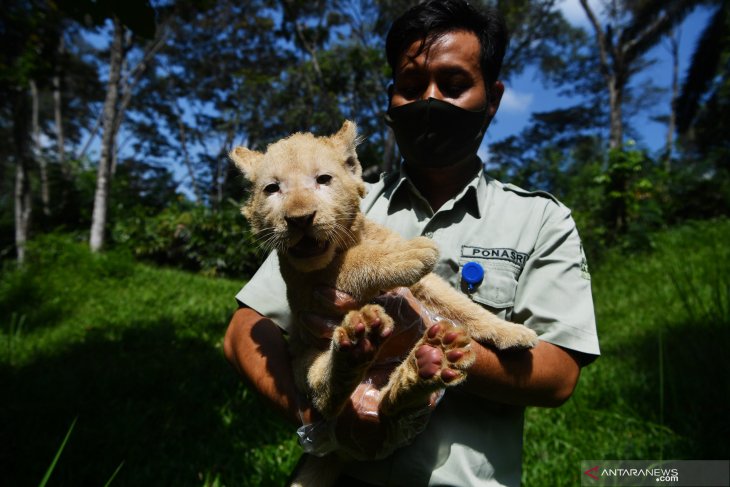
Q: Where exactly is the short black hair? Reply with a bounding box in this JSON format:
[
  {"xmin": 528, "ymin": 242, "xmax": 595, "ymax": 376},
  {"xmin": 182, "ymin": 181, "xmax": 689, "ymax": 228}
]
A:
[{"xmin": 385, "ymin": 0, "xmax": 508, "ymax": 86}]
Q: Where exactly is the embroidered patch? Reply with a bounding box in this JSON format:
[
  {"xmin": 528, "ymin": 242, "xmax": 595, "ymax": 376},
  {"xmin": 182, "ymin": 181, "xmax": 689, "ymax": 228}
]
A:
[
  {"xmin": 580, "ymin": 243, "xmax": 591, "ymax": 280},
  {"xmin": 461, "ymin": 246, "xmax": 529, "ymax": 268}
]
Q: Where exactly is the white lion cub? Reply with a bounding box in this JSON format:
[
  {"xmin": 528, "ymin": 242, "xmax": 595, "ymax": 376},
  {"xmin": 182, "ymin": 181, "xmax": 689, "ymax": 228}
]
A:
[{"xmin": 230, "ymin": 121, "xmax": 538, "ymax": 486}]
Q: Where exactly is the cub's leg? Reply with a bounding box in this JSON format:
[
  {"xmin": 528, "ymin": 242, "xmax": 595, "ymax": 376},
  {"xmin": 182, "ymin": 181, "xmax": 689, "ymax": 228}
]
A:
[
  {"xmin": 379, "ymin": 320, "xmax": 474, "ymax": 417},
  {"xmin": 412, "ymin": 274, "xmax": 538, "ymax": 349},
  {"xmin": 308, "ymin": 304, "xmax": 394, "ymax": 418},
  {"xmin": 335, "ymin": 237, "xmax": 439, "ymax": 302}
]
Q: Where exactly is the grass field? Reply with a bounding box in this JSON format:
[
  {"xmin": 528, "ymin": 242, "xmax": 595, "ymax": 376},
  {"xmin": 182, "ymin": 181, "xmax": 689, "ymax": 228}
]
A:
[{"xmin": 1, "ymin": 220, "xmax": 728, "ymax": 486}]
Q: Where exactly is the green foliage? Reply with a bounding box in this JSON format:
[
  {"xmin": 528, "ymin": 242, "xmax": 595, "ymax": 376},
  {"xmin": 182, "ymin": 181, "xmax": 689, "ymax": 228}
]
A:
[
  {"xmin": 522, "ymin": 218, "xmax": 730, "ymax": 486},
  {"xmin": 0, "ymin": 234, "xmax": 298, "ymax": 485},
  {"xmin": 492, "ymin": 133, "xmax": 667, "ymax": 263},
  {"xmin": 111, "ymin": 202, "xmax": 264, "ymax": 279},
  {"xmin": 547, "ymin": 143, "xmax": 664, "ymax": 263}
]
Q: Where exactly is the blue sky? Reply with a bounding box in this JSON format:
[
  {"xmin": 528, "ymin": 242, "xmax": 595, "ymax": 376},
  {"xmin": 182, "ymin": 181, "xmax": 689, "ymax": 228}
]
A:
[{"xmin": 484, "ymin": 0, "xmax": 713, "ymax": 157}]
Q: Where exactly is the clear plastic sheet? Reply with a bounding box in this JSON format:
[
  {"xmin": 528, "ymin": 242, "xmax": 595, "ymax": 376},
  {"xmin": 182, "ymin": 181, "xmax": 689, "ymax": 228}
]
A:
[{"xmin": 297, "ymin": 288, "xmax": 452, "ymax": 460}]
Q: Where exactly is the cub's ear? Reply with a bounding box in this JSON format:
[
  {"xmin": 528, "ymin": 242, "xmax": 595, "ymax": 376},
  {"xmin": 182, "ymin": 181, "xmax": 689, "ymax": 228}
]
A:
[
  {"xmin": 333, "ymin": 120, "xmax": 363, "ymax": 178},
  {"xmin": 333, "ymin": 120, "xmax": 358, "ymax": 149},
  {"xmin": 229, "ymin": 146, "xmax": 263, "ymax": 179}
]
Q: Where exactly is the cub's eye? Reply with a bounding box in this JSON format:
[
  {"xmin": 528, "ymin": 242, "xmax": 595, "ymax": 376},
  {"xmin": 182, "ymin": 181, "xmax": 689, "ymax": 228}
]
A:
[
  {"xmin": 263, "ymin": 182, "xmax": 280, "ymax": 194},
  {"xmin": 316, "ymin": 174, "xmax": 333, "ymax": 185}
]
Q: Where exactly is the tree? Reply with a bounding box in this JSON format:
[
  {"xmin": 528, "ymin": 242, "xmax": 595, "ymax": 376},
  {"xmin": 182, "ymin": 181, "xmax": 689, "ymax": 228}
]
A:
[
  {"xmin": 579, "ymin": 0, "xmax": 703, "ymax": 149},
  {"xmin": 670, "ymin": 1, "xmax": 730, "ymax": 221},
  {"xmin": 576, "ymin": 0, "xmax": 703, "ymax": 231},
  {"xmin": 675, "ymin": 1, "xmax": 729, "ymax": 136},
  {"xmin": 1, "ymin": 0, "xmax": 61, "ymax": 263},
  {"xmin": 86, "ymin": 1, "xmax": 166, "ymax": 251}
]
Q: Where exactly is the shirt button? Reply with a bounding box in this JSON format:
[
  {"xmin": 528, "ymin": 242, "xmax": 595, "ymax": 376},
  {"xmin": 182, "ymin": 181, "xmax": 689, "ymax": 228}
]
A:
[{"xmin": 425, "ymin": 231, "xmax": 434, "ymax": 238}]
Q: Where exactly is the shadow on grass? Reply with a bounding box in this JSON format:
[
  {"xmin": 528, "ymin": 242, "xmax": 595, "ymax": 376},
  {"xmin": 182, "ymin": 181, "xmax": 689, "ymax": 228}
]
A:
[
  {"xmin": 621, "ymin": 317, "xmax": 730, "ymax": 460},
  {"xmin": 0, "ymin": 322, "xmax": 298, "ymax": 486},
  {"xmin": 0, "ymin": 272, "xmax": 70, "ymax": 334}
]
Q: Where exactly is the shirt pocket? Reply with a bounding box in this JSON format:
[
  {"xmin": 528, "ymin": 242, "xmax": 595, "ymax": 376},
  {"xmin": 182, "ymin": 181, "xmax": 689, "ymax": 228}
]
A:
[{"xmin": 458, "ymin": 258, "xmax": 520, "ymax": 312}]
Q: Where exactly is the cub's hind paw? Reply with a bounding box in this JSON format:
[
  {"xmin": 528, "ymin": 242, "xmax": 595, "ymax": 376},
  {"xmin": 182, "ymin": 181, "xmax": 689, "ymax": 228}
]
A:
[
  {"xmin": 415, "ymin": 320, "xmax": 475, "ymax": 386},
  {"xmin": 332, "ymin": 304, "xmax": 394, "ymax": 364}
]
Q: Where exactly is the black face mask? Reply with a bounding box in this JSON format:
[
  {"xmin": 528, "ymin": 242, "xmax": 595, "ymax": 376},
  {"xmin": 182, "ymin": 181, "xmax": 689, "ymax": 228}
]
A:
[{"xmin": 385, "ymin": 98, "xmax": 488, "ymax": 168}]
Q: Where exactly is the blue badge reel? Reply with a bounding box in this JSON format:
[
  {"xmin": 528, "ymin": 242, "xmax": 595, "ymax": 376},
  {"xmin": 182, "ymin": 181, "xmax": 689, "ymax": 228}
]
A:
[{"xmin": 462, "ymin": 261, "xmax": 484, "ymax": 292}]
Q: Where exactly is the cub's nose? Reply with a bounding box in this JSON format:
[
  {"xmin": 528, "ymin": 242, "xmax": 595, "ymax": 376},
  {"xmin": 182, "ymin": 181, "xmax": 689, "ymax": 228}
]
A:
[{"xmin": 285, "ymin": 212, "xmax": 316, "ymax": 229}]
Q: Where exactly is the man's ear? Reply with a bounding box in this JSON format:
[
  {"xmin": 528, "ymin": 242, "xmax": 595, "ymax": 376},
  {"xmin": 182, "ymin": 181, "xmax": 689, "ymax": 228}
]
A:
[
  {"xmin": 487, "ymin": 81, "xmax": 504, "ymax": 118},
  {"xmin": 229, "ymin": 146, "xmax": 263, "ymax": 179},
  {"xmin": 333, "ymin": 120, "xmax": 363, "ymax": 178},
  {"xmin": 483, "ymin": 80, "xmax": 505, "ymax": 131}
]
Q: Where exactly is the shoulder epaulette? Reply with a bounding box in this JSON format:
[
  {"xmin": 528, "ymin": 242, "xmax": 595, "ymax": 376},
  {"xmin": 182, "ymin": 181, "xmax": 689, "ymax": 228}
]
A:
[{"xmin": 502, "ymin": 183, "xmax": 561, "ymax": 205}]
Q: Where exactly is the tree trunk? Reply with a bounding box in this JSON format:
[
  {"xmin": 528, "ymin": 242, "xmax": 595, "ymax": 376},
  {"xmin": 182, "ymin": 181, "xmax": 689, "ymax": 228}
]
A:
[
  {"xmin": 215, "ymin": 124, "xmax": 235, "ymax": 208},
  {"xmin": 383, "ymin": 127, "xmax": 397, "ymax": 174},
  {"xmin": 175, "ymin": 106, "xmax": 202, "ymax": 203},
  {"xmin": 13, "ymin": 90, "xmax": 33, "ymax": 264},
  {"xmin": 53, "ymin": 34, "xmax": 67, "ymax": 175},
  {"xmin": 30, "ymin": 79, "xmax": 50, "ymax": 217},
  {"xmin": 90, "ymin": 17, "xmax": 124, "ymax": 252},
  {"xmin": 607, "ymin": 73, "xmax": 628, "ymax": 233},
  {"xmin": 608, "ymin": 75, "xmax": 624, "ymax": 150}
]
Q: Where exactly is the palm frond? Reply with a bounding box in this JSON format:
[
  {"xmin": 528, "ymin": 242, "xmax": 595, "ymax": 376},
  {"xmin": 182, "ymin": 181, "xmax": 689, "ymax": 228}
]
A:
[{"xmin": 676, "ymin": 2, "xmax": 729, "ymax": 133}]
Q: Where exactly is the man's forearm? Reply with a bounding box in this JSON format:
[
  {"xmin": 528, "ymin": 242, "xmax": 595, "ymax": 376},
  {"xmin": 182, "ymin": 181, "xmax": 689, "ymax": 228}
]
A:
[
  {"xmin": 223, "ymin": 306, "xmax": 318, "ymax": 425},
  {"xmin": 462, "ymin": 339, "xmax": 581, "ymax": 407}
]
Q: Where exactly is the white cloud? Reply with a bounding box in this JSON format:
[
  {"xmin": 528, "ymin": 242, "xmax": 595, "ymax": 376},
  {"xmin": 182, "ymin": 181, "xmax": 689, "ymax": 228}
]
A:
[
  {"xmin": 557, "ymin": 0, "xmax": 603, "ymax": 27},
  {"xmin": 500, "ymin": 88, "xmax": 534, "ymax": 113}
]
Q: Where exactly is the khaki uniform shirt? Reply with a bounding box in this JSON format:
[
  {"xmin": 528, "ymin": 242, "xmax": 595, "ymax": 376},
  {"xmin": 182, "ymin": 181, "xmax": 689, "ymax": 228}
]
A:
[{"xmin": 237, "ymin": 167, "xmax": 600, "ymax": 486}]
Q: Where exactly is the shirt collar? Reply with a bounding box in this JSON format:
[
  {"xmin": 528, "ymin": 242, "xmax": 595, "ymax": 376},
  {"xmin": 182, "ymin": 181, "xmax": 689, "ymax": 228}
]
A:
[{"xmin": 384, "ymin": 163, "xmax": 486, "ymax": 218}]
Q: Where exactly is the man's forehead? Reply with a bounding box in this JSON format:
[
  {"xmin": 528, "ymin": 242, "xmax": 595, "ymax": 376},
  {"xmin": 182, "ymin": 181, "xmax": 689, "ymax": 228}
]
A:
[{"xmin": 396, "ymin": 30, "xmax": 481, "ymax": 73}]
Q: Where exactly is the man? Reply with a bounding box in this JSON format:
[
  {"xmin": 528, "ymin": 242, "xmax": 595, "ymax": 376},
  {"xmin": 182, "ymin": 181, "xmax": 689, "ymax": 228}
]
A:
[{"xmin": 224, "ymin": 1, "xmax": 599, "ymax": 485}]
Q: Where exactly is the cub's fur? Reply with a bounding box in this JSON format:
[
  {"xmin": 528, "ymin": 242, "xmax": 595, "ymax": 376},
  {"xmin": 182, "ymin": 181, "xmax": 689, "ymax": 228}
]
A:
[{"xmin": 231, "ymin": 121, "xmax": 538, "ymax": 486}]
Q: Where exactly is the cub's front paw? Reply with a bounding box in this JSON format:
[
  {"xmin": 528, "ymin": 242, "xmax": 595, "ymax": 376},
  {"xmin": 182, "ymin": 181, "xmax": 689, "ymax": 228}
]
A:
[
  {"xmin": 404, "ymin": 236, "xmax": 439, "ymax": 270},
  {"xmin": 415, "ymin": 320, "xmax": 475, "ymax": 386},
  {"xmin": 332, "ymin": 304, "xmax": 394, "ymax": 364},
  {"xmin": 387, "ymin": 237, "xmax": 439, "ymax": 284},
  {"xmin": 490, "ymin": 324, "xmax": 539, "ymax": 350}
]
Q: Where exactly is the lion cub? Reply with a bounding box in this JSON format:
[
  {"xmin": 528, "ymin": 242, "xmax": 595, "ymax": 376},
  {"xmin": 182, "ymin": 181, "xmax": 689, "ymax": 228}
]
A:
[{"xmin": 231, "ymin": 121, "xmax": 537, "ymax": 484}]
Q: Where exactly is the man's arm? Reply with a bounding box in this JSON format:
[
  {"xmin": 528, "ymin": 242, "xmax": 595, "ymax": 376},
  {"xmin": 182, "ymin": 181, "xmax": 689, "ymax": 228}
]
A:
[
  {"xmin": 380, "ymin": 288, "xmax": 583, "ymax": 408},
  {"xmin": 223, "ymin": 306, "xmax": 318, "ymax": 425},
  {"xmin": 462, "ymin": 339, "xmax": 582, "ymax": 407}
]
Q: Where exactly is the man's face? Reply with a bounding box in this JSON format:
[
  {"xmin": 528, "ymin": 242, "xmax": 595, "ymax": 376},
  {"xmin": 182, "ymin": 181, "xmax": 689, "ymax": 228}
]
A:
[{"xmin": 390, "ymin": 29, "xmax": 501, "ymax": 116}]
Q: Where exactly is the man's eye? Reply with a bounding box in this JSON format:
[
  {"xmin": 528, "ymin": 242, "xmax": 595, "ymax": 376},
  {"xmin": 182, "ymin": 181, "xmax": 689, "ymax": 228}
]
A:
[
  {"xmin": 316, "ymin": 174, "xmax": 333, "ymax": 185},
  {"xmin": 442, "ymin": 83, "xmax": 469, "ymax": 98},
  {"xmin": 398, "ymin": 84, "xmax": 421, "ymax": 99},
  {"xmin": 263, "ymin": 183, "xmax": 280, "ymax": 194}
]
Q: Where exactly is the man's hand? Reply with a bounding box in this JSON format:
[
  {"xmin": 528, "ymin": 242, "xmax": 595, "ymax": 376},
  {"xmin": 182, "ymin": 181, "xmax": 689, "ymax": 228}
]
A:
[
  {"xmin": 298, "ymin": 286, "xmax": 359, "ymax": 349},
  {"xmin": 335, "ymin": 367, "xmax": 440, "ymax": 460},
  {"xmin": 300, "ymin": 286, "xmax": 440, "ymax": 459}
]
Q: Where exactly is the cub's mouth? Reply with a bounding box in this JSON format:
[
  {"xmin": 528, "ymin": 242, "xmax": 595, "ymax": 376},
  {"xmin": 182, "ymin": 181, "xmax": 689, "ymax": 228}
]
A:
[{"xmin": 287, "ymin": 235, "xmax": 330, "ymax": 259}]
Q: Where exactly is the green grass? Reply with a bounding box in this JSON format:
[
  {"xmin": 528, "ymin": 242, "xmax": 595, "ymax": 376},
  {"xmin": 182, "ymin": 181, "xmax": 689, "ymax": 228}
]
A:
[
  {"xmin": 2, "ymin": 220, "xmax": 728, "ymax": 486},
  {"xmin": 522, "ymin": 218, "xmax": 730, "ymax": 485},
  {"xmin": 0, "ymin": 234, "xmax": 299, "ymax": 486}
]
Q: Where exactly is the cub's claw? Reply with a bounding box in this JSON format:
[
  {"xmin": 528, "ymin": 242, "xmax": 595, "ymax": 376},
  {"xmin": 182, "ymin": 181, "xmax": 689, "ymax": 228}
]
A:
[{"xmin": 332, "ymin": 304, "xmax": 394, "ymax": 364}]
